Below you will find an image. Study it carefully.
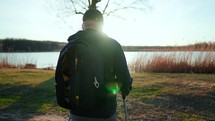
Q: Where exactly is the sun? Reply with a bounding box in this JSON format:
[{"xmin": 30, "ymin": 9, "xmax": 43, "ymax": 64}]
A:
[{"xmin": 103, "ymin": 18, "xmax": 136, "ymax": 45}]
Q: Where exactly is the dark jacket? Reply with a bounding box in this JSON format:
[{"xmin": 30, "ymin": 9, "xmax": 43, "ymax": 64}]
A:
[{"xmin": 67, "ymin": 29, "xmax": 132, "ymax": 118}]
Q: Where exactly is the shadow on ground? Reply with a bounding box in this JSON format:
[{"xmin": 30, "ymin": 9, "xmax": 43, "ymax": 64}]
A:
[
  {"xmin": 127, "ymin": 87, "xmax": 215, "ymax": 120},
  {"xmin": 0, "ymin": 77, "xmax": 67, "ymax": 121}
]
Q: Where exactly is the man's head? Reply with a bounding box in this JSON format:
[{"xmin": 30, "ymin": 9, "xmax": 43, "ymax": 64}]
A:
[{"xmin": 82, "ymin": 9, "xmax": 104, "ymax": 31}]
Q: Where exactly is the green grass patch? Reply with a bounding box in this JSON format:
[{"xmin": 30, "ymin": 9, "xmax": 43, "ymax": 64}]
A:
[
  {"xmin": 131, "ymin": 85, "xmax": 165, "ymax": 98},
  {"xmin": 174, "ymin": 112, "xmax": 202, "ymax": 121},
  {"xmin": 0, "ymin": 96, "xmax": 21, "ymax": 109}
]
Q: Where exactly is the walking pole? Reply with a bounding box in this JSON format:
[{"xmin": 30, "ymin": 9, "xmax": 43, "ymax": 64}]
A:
[
  {"xmin": 122, "ymin": 95, "xmax": 128, "ymax": 121},
  {"xmin": 68, "ymin": 117, "xmax": 71, "ymax": 121},
  {"xmin": 68, "ymin": 113, "xmax": 71, "ymax": 121}
]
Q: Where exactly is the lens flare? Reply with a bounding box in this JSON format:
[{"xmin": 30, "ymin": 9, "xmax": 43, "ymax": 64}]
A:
[
  {"xmin": 112, "ymin": 89, "xmax": 117, "ymax": 94},
  {"xmin": 106, "ymin": 82, "xmax": 119, "ymax": 95}
]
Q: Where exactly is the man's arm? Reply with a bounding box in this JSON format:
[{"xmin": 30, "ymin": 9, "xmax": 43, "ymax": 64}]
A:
[{"xmin": 113, "ymin": 42, "xmax": 133, "ymax": 97}]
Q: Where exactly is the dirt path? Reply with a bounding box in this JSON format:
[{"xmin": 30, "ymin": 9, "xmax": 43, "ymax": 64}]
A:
[
  {"xmin": 0, "ymin": 113, "xmax": 68, "ymax": 121},
  {"xmin": 28, "ymin": 115, "xmax": 67, "ymax": 121}
]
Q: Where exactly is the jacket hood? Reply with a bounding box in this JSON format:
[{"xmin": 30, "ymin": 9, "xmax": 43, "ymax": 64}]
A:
[
  {"xmin": 67, "ymin": 30, "xmax": 83, "ymax": 42},
  {"xmin": 67, "ymin": 29, "xmax": 104, "ymax": 43}
]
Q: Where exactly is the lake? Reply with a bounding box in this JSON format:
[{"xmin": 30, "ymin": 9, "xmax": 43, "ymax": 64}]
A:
[
  {"xmin": 0, "ymin": 51, "xmax": 214, "ymax": 68},
  {"xmin": 0, "ymin": 52, "xmax": 138, "ymax": 68}
]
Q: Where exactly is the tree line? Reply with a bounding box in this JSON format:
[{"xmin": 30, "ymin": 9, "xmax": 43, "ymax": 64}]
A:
[
  {"xmin": 0, "ymin": 38, "xmax": 214, "ymax": 52},
  {"xmin": 123, "ymin": 42, "xmax": 215, "ymax": 51},
  {"xmin": 0, "ymin": 38, "xmax": 66, "ymax": 52}
]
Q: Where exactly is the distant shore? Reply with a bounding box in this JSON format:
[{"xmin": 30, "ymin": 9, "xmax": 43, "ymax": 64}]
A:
[{"xmin": 0, "ymin": 38, "xmax": 215, "ymax": 52}]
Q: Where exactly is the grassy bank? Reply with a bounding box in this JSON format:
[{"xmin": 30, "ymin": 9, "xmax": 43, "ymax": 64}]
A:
[{"xmin": 0, "ymin": 69, "xmax": 215, "ymax": 120}]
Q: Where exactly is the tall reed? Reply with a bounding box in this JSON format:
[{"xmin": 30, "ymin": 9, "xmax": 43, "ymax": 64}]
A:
[
  {"xmin": 130, "ymin": 51, "xmax": 215, "ymax": 73},
  {"xmin": 0, "ymin": 53, "xmax": 37, "ymax": 69},
  {"xmin": 0, "ymin": 57, "xmax": 17, "ymax": 68}
]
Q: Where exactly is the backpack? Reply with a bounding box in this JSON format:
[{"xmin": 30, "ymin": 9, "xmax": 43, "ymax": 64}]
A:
[{"xmin": 55, "ymin": 34, "xmax": 114, "ymax": 111}]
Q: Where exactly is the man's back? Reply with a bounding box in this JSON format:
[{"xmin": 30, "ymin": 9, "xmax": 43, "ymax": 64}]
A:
[
  {"xmin": 55, "ymin": 9, "xmax": 132, "ymax": 121},
  {"xmin": 66, "ymin": 29, "xmax": 132, "ymax": 118}
]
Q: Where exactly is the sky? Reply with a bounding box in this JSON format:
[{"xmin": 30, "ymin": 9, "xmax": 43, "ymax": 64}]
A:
[{"xmin": 0, "ymin": 0, "xmax": 215, "ymax": 46}]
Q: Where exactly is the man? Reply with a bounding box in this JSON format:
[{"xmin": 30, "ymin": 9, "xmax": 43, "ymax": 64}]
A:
[{"xmin": 65, "ymin": 9, "xmax": 132, "ymax": 121}]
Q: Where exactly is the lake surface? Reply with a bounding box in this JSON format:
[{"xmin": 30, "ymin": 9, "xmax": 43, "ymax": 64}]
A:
[
  {"xmin": 0, "ymin": 52, "xmax": 138, "ymax": 68},
  {"xmin": 0, "ymin": 51, "xmax": 214, "ymax": 68}
]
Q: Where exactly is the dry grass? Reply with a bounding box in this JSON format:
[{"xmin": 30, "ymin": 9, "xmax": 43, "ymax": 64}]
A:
[{"xmin": 130, "ymin": 51, "xmax": 215, "ymax": 73}]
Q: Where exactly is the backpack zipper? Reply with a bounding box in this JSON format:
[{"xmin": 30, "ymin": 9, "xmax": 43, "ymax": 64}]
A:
[
  {"xmin": 75, "ymin": 58, "xmax": 78, "ymax": 70},
  {"xmin": 74, "ymin": 57, "xmax": 80, "ymax": 110}
]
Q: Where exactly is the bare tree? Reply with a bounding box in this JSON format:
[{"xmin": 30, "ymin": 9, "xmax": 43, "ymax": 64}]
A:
[
  {"xmin": 48, "ymin": 0, "xmax": 151, "ymax": 17},
  {"xmin": 45, "ymin": 0, "xmax": 151, "ymax": 29}
]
